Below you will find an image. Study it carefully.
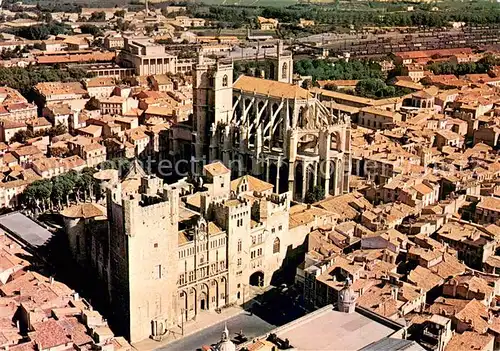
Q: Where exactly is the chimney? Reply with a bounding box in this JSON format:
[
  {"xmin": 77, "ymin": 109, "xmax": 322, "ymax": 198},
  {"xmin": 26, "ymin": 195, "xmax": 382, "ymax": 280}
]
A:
[
  {"xmin": 49, "ymin": 276, "xmax": 54, "ymax": 285},
  {"xmin": 391, "ymin": 285, "xmax": 399, "ymax": 300}
]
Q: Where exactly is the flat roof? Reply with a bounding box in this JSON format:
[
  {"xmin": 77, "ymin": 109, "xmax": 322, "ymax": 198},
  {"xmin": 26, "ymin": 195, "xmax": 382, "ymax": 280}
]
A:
[
  {"xmin": 0, "ymin": 212, "xmax": 53, "ymax": 248},
  {"xmin": 275, "ymin": 305, "xmax": 398, "ymax": 350}
]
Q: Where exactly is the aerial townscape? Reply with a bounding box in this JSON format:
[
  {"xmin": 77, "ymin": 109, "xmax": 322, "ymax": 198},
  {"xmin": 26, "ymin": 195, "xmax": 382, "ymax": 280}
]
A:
[{"xmin": 3, "ymin": 0, "xmax": 500, "ymax": 350}]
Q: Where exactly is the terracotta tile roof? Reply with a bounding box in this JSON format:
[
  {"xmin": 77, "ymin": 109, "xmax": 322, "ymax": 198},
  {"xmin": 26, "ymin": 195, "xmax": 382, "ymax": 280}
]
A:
[
  {"xmin": 60, "ymin": 203, "xmax": 106, "ymax": 219},
  {"xmin": 29, "ymin": 319, "xmax": 71, "ymax": 349},
  {"xmin": 150, "ymin": 74, "xmax": 173, "ymax": 86},
  {"xmin": 26, "ymin": 118, "xmax": 51, "ymax": 128},
  {"xmin": 231, "ymin": 175, "xmax": 273, "ymax": 193},
  {"xmin": 413, "ymin": 182, "xmax": 433, "ymax": 195},
  {"xmin": 85, "ymin": 77, "xmax": 115, "ymax": 88},
  {"xmin": 32, "ymin": 157, "xmax": 63, "ymax": 173},
  {"xmin": 315, "ymin": 192, "xmax": 372, "ymax": 221},
  {"xmin": 360, "ymin": 106, "xmax": 402, "ymax": 120},
  {"xmin": 47, "ymin": 103, "xmax": 72, "ymax": 115},
  {"xmin": 57, "ymin": 317, "xmax": 93, "ymax": 346},
  {"xmin": 289, "ymin": 204, "xmax": 337, "ymax": 229},
  {"xmin": 356, "ymin": 284, "xmax": 399, "ymax": 318},
  {"xmin": 454, "ymin": 299, "xmax": 490, "ymax": 333},
  {"xmin": 203, "ymin": 161, "xmax": 230, "ymax": 176},
  {"xmin": 125, "ymin": 127, "xmax": 148, "ymax": 142},
  {"xmin": 429, "ymin": 253, "xmax": 466, "ymax": 279},
  {"xmin": 310, "ymin": 87, "xmax": 374, "ymax": 106},
  {"xmin": 431, "ymin": 297, "xmax": 489, "ymax": 333},
  {"xmin": 234, "ymin": 76, "xmax": 310, "ymax": 100},
  {"xmin": 78, "ymin": 125, "xmax": 102, "ymax": 137},
  {"xmin": 36, "ymin": 52, "xmax": 115, "ymax": 65},
  {"xmin": 61, "ymin": 155, "xmax": 86, "ymax": 170},
  {"xmin": 477, "ymin": 196, "xmax": 500, "ymax": 212},
  {"xmin": 35, "ymin": 82, "xmax": 87, "ymax": 97},
  {"xmin": 445, "ymin": 331, "xmax": 493, "ymax": 351},
  {"xmin": 446, "ymin": 274, "xmax": 494, "ymax": 298},
  {"xmin": 317, "ymin": 79, "xmax": 359, "ymax": 88},
  {"xmin": 407, "ymin": 265, "xmax": 443, "ymax": 292},
  {"xmin": 2, "ymin": 120, "xmax": 25, "ymax": 129},
  {"xmin": 82, "ymin": 143, "xmax": 105, "ymax": 152},
  {"xmin": 485, "ymin": 255, "xmax": 500, "ymax": 268},
  {"xmin": 12, "ymin": 145, "xmax": 42, "ymax": 157}
]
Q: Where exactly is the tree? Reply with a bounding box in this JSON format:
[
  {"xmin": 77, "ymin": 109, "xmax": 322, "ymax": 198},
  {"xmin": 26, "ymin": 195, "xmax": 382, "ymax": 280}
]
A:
[
  {"xmin": 10, "ymin": 130, "xmax": 32, "ymax": 144},
  {"xmin": 47, "ymin": 123, "xmax": 68, "ymax": 138},
  {"xmin": 51, "ymin": 177, "xmax": 66, "ymax": 210},
  {"xmin": 294, "ymin": 58, "xmax": 384, "ymax": 82},
  {"xmin": 79, "ymin": 24, "xmax": 103, "ymax": 37},
  {"xmin": 305, "ymin": 185, "xmax": 325, "ymax": 204},
  {"xmin": 114, "ymin": 10, "xmax": 126, "ymax": 18},
  {"xmin": 144, "ymin": 25, "xmax": 155, "ymax": 35},
  {"xmin": 302, "ymin": 79, "xmax": 313, "ymax": 89},
  {"xmin": 50, "ymin": 146, "xmax": 68, "ymax": 158},
  {"xmin": 85, "ymin": 97, "xmax": 101, "ymax": 111},
  {"xmin": 39, "ymin": 12, "xmax": 53, "ymax": 23},
  {"xmin": 34, "ymin": 180, "xmax": 53, "ymax": 211},
  {"xmin": 89, "ymin": 11, "xmax": 106, "ymax": 22}
]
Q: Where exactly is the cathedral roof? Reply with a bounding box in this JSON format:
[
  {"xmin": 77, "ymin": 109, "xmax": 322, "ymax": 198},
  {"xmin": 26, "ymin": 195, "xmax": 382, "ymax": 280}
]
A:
[{"xmin": 233, "ymin": 76, "xmax": 310, "ymax": 100}]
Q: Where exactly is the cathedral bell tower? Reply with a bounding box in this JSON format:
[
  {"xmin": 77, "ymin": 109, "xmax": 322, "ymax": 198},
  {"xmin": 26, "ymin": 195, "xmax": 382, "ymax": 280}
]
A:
[
  {"xmin": 270, "ymin": 40, "xmax": 293, "ymax": 84},
  {"xmin": 193, "ymin": 56, "xmax": 234, "ymax": 175}
]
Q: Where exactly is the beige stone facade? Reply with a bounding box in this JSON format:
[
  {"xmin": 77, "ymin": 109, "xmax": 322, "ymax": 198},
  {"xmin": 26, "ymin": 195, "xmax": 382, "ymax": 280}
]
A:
[{"xmin": 118, "ymin": 37, "xmax": 178, "ymax": 76}]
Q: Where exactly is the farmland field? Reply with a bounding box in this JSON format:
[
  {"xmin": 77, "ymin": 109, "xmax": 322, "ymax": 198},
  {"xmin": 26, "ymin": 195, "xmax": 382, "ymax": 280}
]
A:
[{"xmin": 198, "ymin": 0, "xmax": 299, "ymax": 6}]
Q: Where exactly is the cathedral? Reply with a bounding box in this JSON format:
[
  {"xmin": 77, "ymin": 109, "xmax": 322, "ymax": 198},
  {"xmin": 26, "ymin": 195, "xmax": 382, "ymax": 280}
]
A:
[{"xmin": 192, "ymin": 41, "xmax": 352, "ymax": 201}]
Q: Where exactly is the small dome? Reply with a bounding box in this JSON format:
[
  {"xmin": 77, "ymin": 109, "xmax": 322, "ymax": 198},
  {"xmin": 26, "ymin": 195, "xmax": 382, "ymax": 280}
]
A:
[
  {"xmin": 338, "ymin": 278, "xmax": 357, "ymax": 313},
  {"xmin": 219, "ymin": 340, "xmax": 236, "ymax": 351},
  {"xmin": 218, "ymin": 324, "xmax": 235, "ymax": 351},
  {"xmin": 339, "ymin": 285, "xmax": 357, "ymax": 302}
]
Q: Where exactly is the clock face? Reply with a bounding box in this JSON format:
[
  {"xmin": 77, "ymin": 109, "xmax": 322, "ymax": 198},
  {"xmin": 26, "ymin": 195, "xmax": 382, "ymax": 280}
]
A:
[{"xmin": 198, "ymin": 233, "xmax": 205, "ymax": 241}]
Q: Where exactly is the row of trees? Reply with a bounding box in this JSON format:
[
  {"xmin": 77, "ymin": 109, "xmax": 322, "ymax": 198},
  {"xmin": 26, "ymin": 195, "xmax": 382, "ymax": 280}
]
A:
[
  {"xmin": 0, "ymin": 66, "xmax": 91, "ymax": 98},
  {"xmin": 426, "ymin": 55, "xmax": 500, "ymax": 76},
  {"xmin": 322, "ymin": 78, "xmax": 411, "ymax": 99},
  {"xmin": 193, "ymin": 1, "xmax": 500, "ymax": 30},
  {"xmin": 6, "ymin": 23, "xmax": 73, "ymax": 41},
  {"xmin": 294, "ymin": 59, "xmax": 384, "ymax": 81},
  {"xmin": 354, "ymin": 78, "xmax": 410, "ymax": 99},
  {"xmin": 23, "ymin": 168, "xmax": 97, "ymax": 212},
  {"xmin": 10, "ymin": 124, "xmax": 67, "ymax": 144},
  {"xmin": 21, "ymin": 157, "xmax": 131, "ymax": 213}
]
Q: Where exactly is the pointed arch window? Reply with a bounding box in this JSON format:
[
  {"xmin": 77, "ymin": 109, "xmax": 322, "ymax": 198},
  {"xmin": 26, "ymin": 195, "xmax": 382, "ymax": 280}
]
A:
[
  {"xmin": 222, "ymin": 74, "xmax": 228, "ymax": 87},
  {"xmin": 282, "ymin": 62, "xmax": 288, "ymax": 79},
  {"xmin": 273, "ymin": 237, "xmax": 280, "ymax": 254}
]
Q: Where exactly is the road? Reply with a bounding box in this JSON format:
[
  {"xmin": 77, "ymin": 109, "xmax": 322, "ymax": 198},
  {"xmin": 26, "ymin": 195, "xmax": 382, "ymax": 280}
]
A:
[{"xmin": 157, "ymin": 313, "xmax": 275, "ymax": 351}]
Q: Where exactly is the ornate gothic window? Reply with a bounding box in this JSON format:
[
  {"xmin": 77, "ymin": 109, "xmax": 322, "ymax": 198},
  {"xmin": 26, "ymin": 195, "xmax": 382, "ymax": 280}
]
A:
[
  {"xmin": 273, "ymin": 237, "xmax": 280, "ymax": 254},
  {"xmin": 282, "ymin": 63, "xmax": 288, "ymax": 79},
  {"xmin": 222, "ymin": 74, "xmax": 228, "ymax": 87}
]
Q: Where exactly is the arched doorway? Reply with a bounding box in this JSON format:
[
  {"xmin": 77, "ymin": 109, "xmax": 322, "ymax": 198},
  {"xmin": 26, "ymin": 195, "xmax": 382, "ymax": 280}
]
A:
[
  {"xmin": 249, "ymin": 271, "xmax": 265, "ymax": 287},
  {"xmin": 199, "ymin": 292, "xmax": 208, "ymax": 311}
]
